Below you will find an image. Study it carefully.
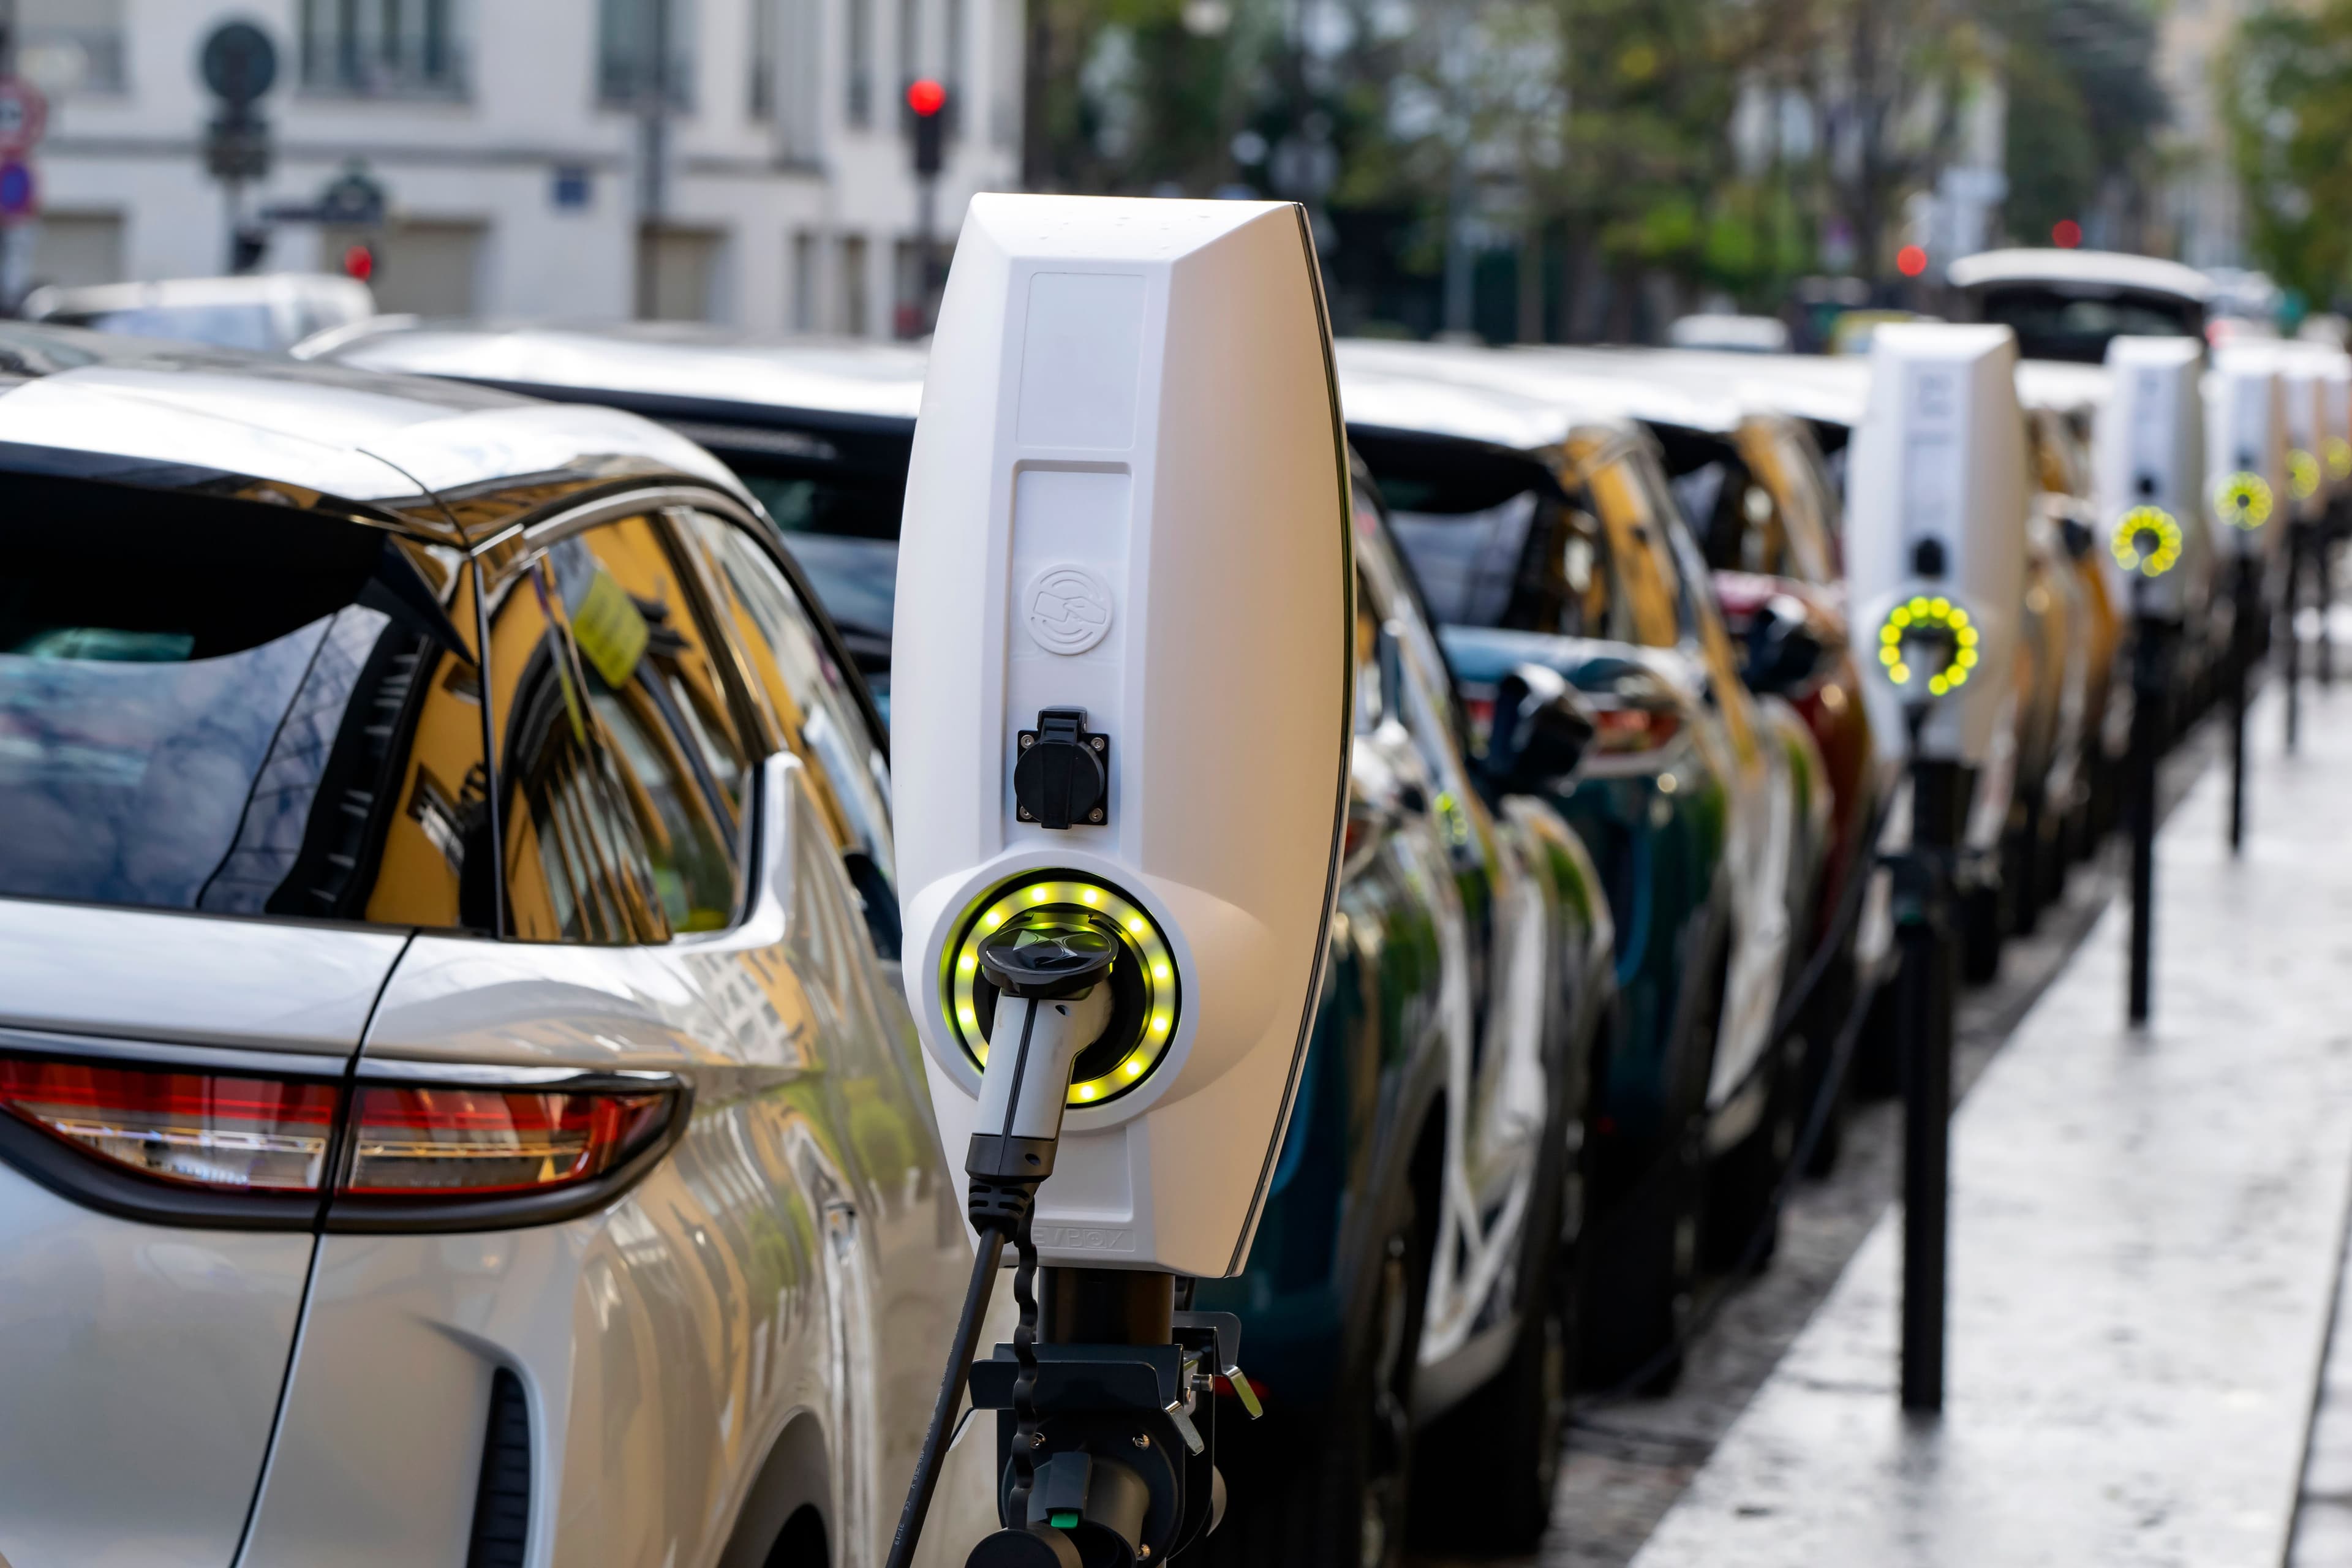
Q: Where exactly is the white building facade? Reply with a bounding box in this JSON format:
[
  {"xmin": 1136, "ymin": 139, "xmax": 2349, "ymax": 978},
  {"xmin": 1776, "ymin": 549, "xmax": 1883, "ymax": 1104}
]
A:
[
  {"xmin": 2154, "ymin": 0, "xmax": 2247, "ymax": 270},
  {"xmin": 15, "ymin": 0, "xmax": 1022, "ymax": 335}
]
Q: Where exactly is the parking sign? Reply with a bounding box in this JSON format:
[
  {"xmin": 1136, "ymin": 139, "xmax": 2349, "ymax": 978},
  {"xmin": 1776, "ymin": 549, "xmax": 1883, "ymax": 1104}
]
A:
[{"xmin": 0, "ymin": 160, "xmax": 38, "ymax": 222}]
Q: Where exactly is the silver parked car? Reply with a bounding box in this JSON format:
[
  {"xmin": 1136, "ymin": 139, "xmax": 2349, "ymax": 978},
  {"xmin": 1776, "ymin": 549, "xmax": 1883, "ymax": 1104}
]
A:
[
  {"xmin": 21, "ymin": 271, "xmax": 379, "ymax": 353},
  {"xmin": 0, "ymin": 324, "xmax": 997, "ymax": 1568}
]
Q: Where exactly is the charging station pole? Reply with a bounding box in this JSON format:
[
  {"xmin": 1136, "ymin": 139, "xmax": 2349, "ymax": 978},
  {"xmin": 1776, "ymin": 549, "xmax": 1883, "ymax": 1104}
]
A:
[
  {"xmin": 2231, "ymin": 554, "xmax": 2256, "ymax": 853},
  {"xmin": 1847, "ymin": 325, "xmax": 2026, "ymax": 1420},
  {"xmin": 2286, "ymin": 522, "xmax": 2306, "ymax": 755},
  {"xmin": 2125, "ymin": 602, "xmax": 2171, "ymax": 1025},
  {"xmin": 1898, "ymin": 756, "xmax": 1964, "ymax": 1412}
]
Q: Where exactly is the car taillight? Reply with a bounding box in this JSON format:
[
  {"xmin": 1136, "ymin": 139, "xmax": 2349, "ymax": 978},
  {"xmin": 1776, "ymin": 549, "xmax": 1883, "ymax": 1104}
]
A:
[
  {"xmin": 0, "ymin": 1058, "xmax": 337, "ymax": 1191},
  {"xmin": 0, "ymin": 1052, "xmax": 686, "ymax": 1229},
  {"xmin": 343, "ymin": 1085, "xmax": 669, "ymax": 1197},
  {"xmin": 1592, "ymin": 706, "xmax": 1682, "ymax": 754}
]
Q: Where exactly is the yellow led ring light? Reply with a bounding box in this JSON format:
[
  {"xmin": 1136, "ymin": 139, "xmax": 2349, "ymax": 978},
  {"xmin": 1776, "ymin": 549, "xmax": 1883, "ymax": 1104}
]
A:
[
  {"xmin": 945, "ymin": 875, "xmax": 1179, "ymax": 1106},
  {"xmin": 2217, "ymin": 472, "xmax": 2274, "ymax": 530},
  {"xmin": 2329, "ymin": 437, "xmax": 2352, "ymax": 481},
  {"xmin": 1876, "ymin": 595, "xmax": 1981, "ymax": 698},
  {"xmin": 2110, "ymin": 505, "xmax": 2183, "ymax": 578},
  {"xmin": 2291, "ymin": 449, "xmax": 2322, "ymax": 500}
]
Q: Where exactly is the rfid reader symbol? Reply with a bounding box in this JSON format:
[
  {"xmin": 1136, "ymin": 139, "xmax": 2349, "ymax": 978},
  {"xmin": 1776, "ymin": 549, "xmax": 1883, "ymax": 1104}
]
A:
[{"xmin": 1025, "ymin": 565, "xmax": 1115, "ymax": 655}]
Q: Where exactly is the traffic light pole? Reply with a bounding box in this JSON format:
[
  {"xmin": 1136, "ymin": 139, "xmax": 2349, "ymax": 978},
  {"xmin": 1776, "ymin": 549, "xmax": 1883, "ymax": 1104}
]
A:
[
  {"xmin": 905, "ymin": 78, "xmax": 948, "ymax": 336},
  {"xmin": 1896, "ymin": 755, "xmax": 1964, "ymax": 1414},
  {"xmin": 917, "ymin": 173, "xmax": 938, "ymax": 333}
]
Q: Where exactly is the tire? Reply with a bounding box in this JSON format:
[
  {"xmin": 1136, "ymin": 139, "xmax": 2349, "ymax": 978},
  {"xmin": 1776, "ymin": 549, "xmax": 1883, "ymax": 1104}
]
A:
[
  {"xmin": 1406, "ymin": 1188, "xmax": 1572, "ymax": 1555},
  {"xmin": 1796, "ymin": 948, "xmax": 1858, "ymax": 1177},
  {"xmin": 1702, "ymin": 1039, "xmax": 1791, "ymax": 1277},
  {"xmin": 1961, "ymin": 880, "xmax": 2002, "ymax": 984},
  {"xmin": 1578, "ymin": 1141, "xmax": 1697, "ymax": 1396},
  {"xmin": 1580, "ymin": 944, "xmax": 1716, "ymax": 1395},
  {"xmin": 1201, "ymin": 1161, "xmax": 1431, "ymax": 1568},
  {"xmin": 2007, "ymin": 810, "xmax": 2042, "ymax": 937}
]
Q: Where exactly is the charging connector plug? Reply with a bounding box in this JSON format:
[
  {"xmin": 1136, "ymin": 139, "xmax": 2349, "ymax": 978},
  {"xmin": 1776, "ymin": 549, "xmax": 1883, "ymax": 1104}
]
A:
[{"xmin": 886, "ymin": 924, "xmax": 1118, "ymax": 1568}]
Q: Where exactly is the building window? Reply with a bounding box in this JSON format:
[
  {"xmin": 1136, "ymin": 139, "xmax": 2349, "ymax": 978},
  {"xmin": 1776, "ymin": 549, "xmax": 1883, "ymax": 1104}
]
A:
[
  {"xmin": 598, "ymin": 0, "xmax": 696, "ymax": 108},
  {"xmin": 838, "ymin": 234, "xmax": 869, "ymax": 335},
  {"xmin": 753, "ymin": 0, "xmax": 822, "ymax": 156},
  {"xmin": 945, "ymin": 0, "xmax": 965, "ymax": 102},
  {"xmin": 18, "ymin": 0, "xmax": 127, "ymax": 94},
  {"xmin": 751, "ymin": 0, "xmax": 776, "ymax": 119},
  {"xmin": 791, "ymin": 231, "xmax": 819, "ymax": 331},
  {"xmin": 300, "ymin": 0, "xmax": 469, "ymax": 98},
  {"xmin": 640, "ymin": 227, "xmax": 728, "ymax": 322},
  {"xmin": 990, "ymin": 0, "xmax": 1021, "ymax": 148},
  {"xmin": 846, "ymin": 0, "xmax": 873, "ymax": 126}
]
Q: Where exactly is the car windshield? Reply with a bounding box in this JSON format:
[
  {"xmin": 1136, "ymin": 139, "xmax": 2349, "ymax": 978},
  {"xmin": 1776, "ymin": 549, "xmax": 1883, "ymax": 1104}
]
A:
[
  {"xmin": 0, "ymin": 477, "xmax": 484, "ymax": 927},
  {"xmin": 56, "ymin": 303, "xmax": 285, "ymax": 352},
  {"xmin": 1973, "ymin": 285, "xmax": 2201, "ymax": 364}
]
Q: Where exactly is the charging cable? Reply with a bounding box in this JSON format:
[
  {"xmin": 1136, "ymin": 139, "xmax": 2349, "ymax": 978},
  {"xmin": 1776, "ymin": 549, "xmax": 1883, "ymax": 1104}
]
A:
[{"xmin": 883, "ymin": 927, "xmax": 1117, "ymax": 1568}]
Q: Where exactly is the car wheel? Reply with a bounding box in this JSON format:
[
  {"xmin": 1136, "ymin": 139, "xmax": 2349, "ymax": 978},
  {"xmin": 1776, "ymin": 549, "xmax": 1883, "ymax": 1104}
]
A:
[
  {"xmin": 1583, "ymin": 929, "xmax": 1721, "ymax": 1395},
  {"xmin": 1578, "ymin": 1142, "xmax": 1697, "ymax": 1396},
  {"xmin": 2007, "ymin": 810, "xmax": 2043, "ymax": 936},
  {"xmin": 1793, "ymin": 944, "xmax": 1856, "ymax": 1175},
  {"xmin": 1961, "ymin": 880, "xmax": 2002, "ymax": 984},
  {"xmin": 1202, "ymin": 1168, "xmax": 1430, "ymax": 1568},
  {"xmin": 1702, "ymin": 1065, "xmax": 1789, "ymax": 1276},
  {"xmin": 1408, "ymin": 1180, "xmax": 1572, "ymax": 1554}
]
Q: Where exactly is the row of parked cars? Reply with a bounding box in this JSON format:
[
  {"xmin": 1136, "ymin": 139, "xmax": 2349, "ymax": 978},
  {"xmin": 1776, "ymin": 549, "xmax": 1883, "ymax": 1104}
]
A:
[{"xmin": 0, "ymin": 243, "xmax": 2296, "ymax": 1568}]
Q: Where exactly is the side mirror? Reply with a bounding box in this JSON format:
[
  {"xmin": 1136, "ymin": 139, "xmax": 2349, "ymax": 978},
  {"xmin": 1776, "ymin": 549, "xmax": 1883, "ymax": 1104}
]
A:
[
  {"xmin": 1482, "ymin": 662, "xmax": 1598, "ymax": 794},
  {"xmin": 1743, "ymin": 592, "xmax": 1836, "ymax": 697}
]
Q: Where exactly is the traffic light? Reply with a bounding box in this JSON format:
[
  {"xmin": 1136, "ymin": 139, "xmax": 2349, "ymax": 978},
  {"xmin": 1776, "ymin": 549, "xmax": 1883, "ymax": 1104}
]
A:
[{"xmin": 907, "ymin": 78, "xmax": 948, "ymax": 178}]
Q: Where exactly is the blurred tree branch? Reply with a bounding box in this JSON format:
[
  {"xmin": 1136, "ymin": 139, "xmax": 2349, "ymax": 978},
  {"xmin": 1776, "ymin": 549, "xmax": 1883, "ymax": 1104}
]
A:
[{"xmin": 2223, "ymin": 0, "xmax": 2352, "ymax": 309}]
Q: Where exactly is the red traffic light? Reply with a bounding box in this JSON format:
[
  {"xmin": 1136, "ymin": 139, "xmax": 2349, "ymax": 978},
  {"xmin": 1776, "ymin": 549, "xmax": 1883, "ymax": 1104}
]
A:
[
  {"xmin": 907, "ymin": 78, "xmax": 946, "ymax": 118},
  {"xmin": 2052, "ymin": 219, "xmax": 2082, "ymax": 249},
  {"xmin": 342, "ymin": 243, "xmax": 375, "ymax": 282},
  {"xmin": 1896, "ymin": 244, "xmax": 1928, "ymax": 278}
]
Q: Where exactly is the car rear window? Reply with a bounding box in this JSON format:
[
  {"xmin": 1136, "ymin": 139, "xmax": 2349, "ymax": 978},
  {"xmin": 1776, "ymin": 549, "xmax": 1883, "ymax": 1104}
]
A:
[
  {"xmin": 53, "ymin": 304, "xmax": 285, "ymax": 353},
  {"xmin": 1972, "ymin": 285, "xmax": 2201, "ymax": 364},
  {"xmin": 0, "ymin": 476, "xmax": 488, "ymax": 929}
]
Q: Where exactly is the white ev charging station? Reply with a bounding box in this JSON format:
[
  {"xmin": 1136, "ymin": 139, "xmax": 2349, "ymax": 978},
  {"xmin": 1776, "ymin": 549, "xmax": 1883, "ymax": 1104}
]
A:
[
  {"xmin": 2280, "ymin": 346, "xmax": 2331, "ymax": 526},
  {"xmin": 1847, "ymin": 325, "xmax": 2026, "ymax": 772},
  {"xmin": 2320, "ymin": 354, "xmax": 2352, "ymax": 502},
  {"xmin": 2207, "ymin": 342, "xmax": 2288, "ymax": 846},
  {"xmin": 885, "ymin": 194, "xmax": 1353, "ymax": 1568},
  {"xmin": 2094, "ymin": 335, "xmax": 2207, "ymax": 1026},
  {"xmin": 2208, "ymin": 342, "xmax": 2290, "ymax": 568},
  {"xmin": 2095, "ymin": 337, "xmax": 2206, "ymax": 624},
  {"xmin": 1844, "ymin": 322, "xmax": 2026, "ymax": 1413}
]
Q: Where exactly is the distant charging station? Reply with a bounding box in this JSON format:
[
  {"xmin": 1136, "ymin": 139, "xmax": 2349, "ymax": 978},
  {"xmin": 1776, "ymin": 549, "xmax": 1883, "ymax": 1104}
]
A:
[
  {"xmin": 1847, "ymin": 323, "xmax": 2026, "ymax": 1414},
  {"xmin": 2097, "ymin": 336, "xmax": 2204, "ymax": 1027},
  {"xmin": 2208, "ymin": 343, "xmax": 2288, "ymax": 848},
  {"xmin": 2279, "ymin": 345, "xmax": 2337, "ymax": 747},
  {"xmin": 886, "ymin": 194, "xmax": 1353, "ymax": 1568}
]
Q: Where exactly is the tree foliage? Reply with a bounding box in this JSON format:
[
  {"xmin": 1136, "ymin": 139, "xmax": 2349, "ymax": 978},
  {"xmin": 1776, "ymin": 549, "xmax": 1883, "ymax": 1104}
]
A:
[
  {"xmin": 2223, "ymin": 0, "xmax": 2352, "ymax": 308},
  {"xmin": 1998, "ymin": 0, "xmax": 2165, "ymax": 243},
  {"xmin": 1022, "ymin": 0, "xmax": 2169, "ymax": 334}
]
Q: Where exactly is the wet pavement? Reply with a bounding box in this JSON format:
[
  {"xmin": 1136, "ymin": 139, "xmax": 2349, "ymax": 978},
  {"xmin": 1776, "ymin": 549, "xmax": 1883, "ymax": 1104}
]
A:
[
  {"xmin": 1621, "ymin": 675, "xmax": 2352, "ymax": 1566},
  {"xmin": 1414, "ymin": 666, "xmax": 2340, "ymax": 1567}
]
